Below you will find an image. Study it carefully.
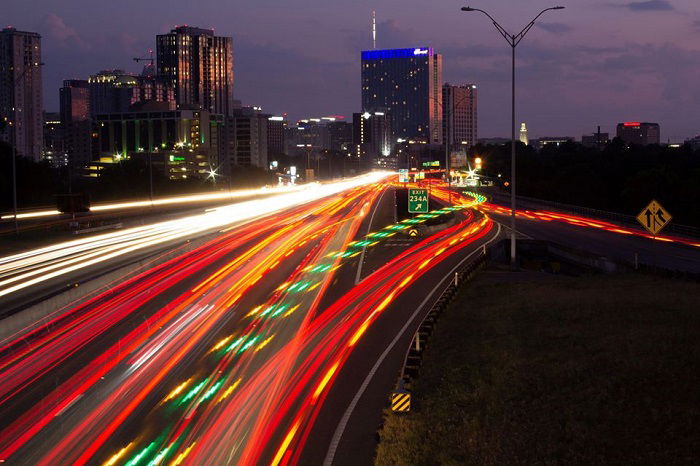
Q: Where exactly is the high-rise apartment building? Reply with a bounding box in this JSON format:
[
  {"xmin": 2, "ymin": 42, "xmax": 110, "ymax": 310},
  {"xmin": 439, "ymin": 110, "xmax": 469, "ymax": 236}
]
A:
[
  {"xmin": 361, "ymin": 47, "xmax": 442, "ymax": 143},
  {"xmin": 157, "ymin": 26, "xmax": 234, "ymax": 116},
  {"xmin": 616, "ymin": 122, "xmax": 660, "ymax": 146},
  {"xmin": 0, "ymin": 27, "xmax": 43, "ymax": 161},
  {"xmin": 442, "ymin": 83, "xmax": 477, "ymax": 148}
]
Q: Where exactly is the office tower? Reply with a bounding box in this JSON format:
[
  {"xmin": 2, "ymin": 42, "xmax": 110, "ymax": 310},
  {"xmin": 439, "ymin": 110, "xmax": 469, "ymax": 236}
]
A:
[
  {"xmin": 519, "ymin": 122, "xmax": 528, "ymax": 145},
  {"xmin": 157, "ymin": 26, "xmax": 234, "ymax": 115},
  {"xmin": 361, "ymin": 47, "xmax": 442, "ymax": 143},
  {"xmin": 616, "ymin": 122, "xmax": 660, "ymax": 146},
  {"xmin": 0, "ymin": 27, "xmax": 43, "ymax": 161},
  {"xmin": 442, "ymin": 83, "xmax": 478, "ymax": 149},
  {"xmin": 60, "ymin": 79, "xmax": 94, "ymax": 166}
]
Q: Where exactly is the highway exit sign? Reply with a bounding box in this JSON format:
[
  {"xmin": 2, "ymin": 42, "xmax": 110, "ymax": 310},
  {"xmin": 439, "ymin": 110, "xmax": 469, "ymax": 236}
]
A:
[
  {"xmin": 408, "ymin": 188, "xmax": 428, "ymax": 213},
  {"xmin": 636, "ymin": 199, "xmax": 671, "ymax": 236}
]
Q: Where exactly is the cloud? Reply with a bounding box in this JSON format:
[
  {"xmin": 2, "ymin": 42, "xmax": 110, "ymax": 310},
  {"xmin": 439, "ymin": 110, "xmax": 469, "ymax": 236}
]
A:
[
  {"xmin": 537, "ymin": 22, "xmax": 574, "ymax": 34},
  {"xmin": 625, "ymin": 0, "xmax": 674, "ymax": 11},
  {"xmin": 41, "ymin": 13, "xmax": 86, "ymax": 48}
]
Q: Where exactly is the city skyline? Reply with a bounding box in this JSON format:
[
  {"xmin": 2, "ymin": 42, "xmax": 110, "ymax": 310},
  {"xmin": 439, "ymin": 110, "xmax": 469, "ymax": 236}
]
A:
[{"xmin": 4, "ymin": 0, "xmax": 700, "ymax": 140}]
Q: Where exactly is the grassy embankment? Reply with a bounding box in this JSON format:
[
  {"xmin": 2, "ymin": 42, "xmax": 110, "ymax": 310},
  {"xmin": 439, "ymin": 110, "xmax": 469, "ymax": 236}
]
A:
[{"xmin": 376, "ymin": 272, "xmax": 700, "ymax": 465}]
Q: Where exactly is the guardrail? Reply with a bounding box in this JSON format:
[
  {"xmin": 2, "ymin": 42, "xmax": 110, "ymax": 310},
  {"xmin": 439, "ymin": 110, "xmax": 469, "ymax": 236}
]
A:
[
  {"xmin": 487, "ymin": 191, "xmax": 700, "ymax": 239},
  {"xmin": 396, "ymin": 247, "xmax": 489, "ymax": 392}
]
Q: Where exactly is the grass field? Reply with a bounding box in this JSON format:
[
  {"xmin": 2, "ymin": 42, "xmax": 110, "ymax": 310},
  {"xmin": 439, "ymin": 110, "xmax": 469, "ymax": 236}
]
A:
[{"xmin": 375, "ymin": 271, "xmax": 700, "ymax": 465}]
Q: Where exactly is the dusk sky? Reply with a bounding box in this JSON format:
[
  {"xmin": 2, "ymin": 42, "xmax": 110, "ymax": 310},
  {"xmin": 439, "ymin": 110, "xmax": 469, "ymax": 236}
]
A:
[{"xmin": 5, "ymin": 0, "xmax": 700, "ymax": 140}]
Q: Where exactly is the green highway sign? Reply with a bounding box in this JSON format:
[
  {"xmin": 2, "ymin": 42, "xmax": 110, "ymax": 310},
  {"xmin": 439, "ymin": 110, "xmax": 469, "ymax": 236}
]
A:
[{"xmin": 408, "ymin": 188, "xmax": 428, "ymax": 213}]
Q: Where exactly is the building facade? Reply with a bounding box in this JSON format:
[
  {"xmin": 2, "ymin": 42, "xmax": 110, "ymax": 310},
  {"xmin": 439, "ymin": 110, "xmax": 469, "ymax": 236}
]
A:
[
  {"xmin": 157, "ymin": 26, "xmax": 234, "ymax": 116},
  {"xmin": 442, "ymin": 83, "xmax": 477, "ymax": 149},
  {"xmin": 327, "ymin": 121, "xmax": 353, "ymax": 152},
  {"xmin": 230, "ymin": 106, "xmax": 268, "ymax": 168},
  {"xmin": 95, "ymin": 109, "xmax": 223, "ymax": 179},
  {"xmin": 616, "ymin": 122, "xmax": 660, "ymax": 145},
  {"xmin": 0, "ymin": 27, "xmax": 43, "ymax": 161},
  {"xmin": 60, "ymin": 79, "xmax": 95, "ymax": 167},
  {"xmin": 88, "ymin": 69, "xmax": 175, "ymax": 116},
  {"xmin": 361, "ymin": 47, "xmax": 442, "ymax": 143},
  {"xmin": 353, "ymin": 111, "xmax": 392, "ymax": 167}
]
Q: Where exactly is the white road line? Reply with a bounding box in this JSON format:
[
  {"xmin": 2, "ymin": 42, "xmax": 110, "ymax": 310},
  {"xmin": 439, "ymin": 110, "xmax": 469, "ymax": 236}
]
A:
[
  {"xmin": 354, "ymin": 187, "xmax": 389, "ymax": 285},
  {"xmin": 323, "ymin": 222, "xmax": 502, "ymax": 466}
]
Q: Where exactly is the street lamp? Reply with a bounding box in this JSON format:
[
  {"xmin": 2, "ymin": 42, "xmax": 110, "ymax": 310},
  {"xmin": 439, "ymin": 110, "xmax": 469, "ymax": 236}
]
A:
[{"xmin": 461, "ymin": 5, "xmax": 564, "ymax": 266}]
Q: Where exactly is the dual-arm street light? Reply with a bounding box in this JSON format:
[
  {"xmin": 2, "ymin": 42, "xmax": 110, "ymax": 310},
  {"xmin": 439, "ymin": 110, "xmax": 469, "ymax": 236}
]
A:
[{"xmin": 461, "ymin": 5, "xmax": 564, "ymax": 266}]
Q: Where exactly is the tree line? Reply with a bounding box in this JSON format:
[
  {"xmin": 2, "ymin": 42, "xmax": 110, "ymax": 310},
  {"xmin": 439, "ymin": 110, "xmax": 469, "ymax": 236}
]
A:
[{"xmin": 475, "ymin": 138, "xmax": 700, "ymax": 227}]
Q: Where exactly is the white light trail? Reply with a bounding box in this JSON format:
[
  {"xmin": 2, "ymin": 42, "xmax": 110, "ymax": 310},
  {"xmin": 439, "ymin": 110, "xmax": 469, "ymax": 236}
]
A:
[
  {"xmin": 0, "ymin": 184, "xmax": 310, "ymax": 220},
  {"xmin": 0, "ymin": 173, "xmax": 391, "ymax": 299}
]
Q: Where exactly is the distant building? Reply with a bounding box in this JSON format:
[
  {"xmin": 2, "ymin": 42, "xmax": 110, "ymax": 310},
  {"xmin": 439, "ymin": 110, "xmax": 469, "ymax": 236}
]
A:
[
  {"xmin": 0, "ymin": 27, "xmax": 43, "ymax": 161},
  {"xmin": 353, "ymin": 111, "xmax": 392, "ymax": 167},
  {"xmin": 60, "ymin": 79, "xmax": 95, "ymax": 167},
  {"xmin": 231, "ymin": 106, "xmax": 268, "ymax": 168},
  {"xmin": 266, "ymin": 116, "xmax": 286, "ymax": 158},
  {"xmin": 157, "ymin": 26, "xmax": 234, "ymax": 115},
  {"xmin": 361, "ymin": 47, "xmax": 442, "ymax": 143},
  {"xmin": 477, "ymin": 137, "xmax": 510, "ymax": 146},
  {"xmin": 442, "ymin": 83, "xmax": 477, "ymax": 150},
  {"xmin": 536, "ymin": 136, "xmax": 575, "ymax": 150},
  {"xmin": 685, "ymin": 135, "xmax": 700, "ymax": 151},
  {"xmin": 616, "ymin": 122, "xmax": 660, "ymax": 145},
  {"xmin": 581, "ymin": 129, "xmax": 610, "ymax": 149},
  {"xmin": 43, "ymin": 112, "xmax": 67, "ymax": 167},
  {"xmin": 327, "ymin": 120, "xmax": 353, "ymax": 152},
  {"xmin": 94, "ymin": 109, "xmax": 224, "ymax": 179},
  {"xmin": 519, "ymin": 122, "xmax": 528, "ymax": 145},
  {"xmin": 88, "ymin": 69, "xmax": 175, "ymax": 116}
]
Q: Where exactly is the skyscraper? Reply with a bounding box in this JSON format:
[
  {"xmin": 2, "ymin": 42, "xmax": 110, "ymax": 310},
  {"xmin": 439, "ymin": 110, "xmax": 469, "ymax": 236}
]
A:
[
  {"xmin": 442, "ymin": 83, "xmax": 477, "ymax": 148},
  {"xmin": 361, "ymin": 47, "xmax": 442, "ymax": 143},
  {"xmin": 157, "ymin": 26, "xmax": 234, "ymax": 116},
  {"xmin": 0, "ymin": 27, "xmax": 43, "ymax": 161}
]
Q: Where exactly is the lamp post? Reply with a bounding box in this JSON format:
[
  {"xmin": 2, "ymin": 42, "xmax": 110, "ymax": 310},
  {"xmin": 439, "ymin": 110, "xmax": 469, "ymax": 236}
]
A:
[
  {"xmin": 8, "ymin": 61, "xmax": 44, "ymax": 234},
  {"xmin": 431, "ymin": 90, "xmax": 478, "ymax": 204},
  {"xmin": 461, "ymin": 5, "xmax": 564, "ymax": 267}
]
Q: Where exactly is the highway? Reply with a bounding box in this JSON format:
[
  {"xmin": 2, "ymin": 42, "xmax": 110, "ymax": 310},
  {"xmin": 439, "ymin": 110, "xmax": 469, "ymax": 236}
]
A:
[
  {"xmin": 2, "ymin": 176, "xmax": 697, "ymax": 465},
  {"xmin": 0, "ymin": 176, "xmax": 497, "ymax": 465},
  {"xmin": 482, "ymin": 198, "xmax": 700, "ymax": 273}
]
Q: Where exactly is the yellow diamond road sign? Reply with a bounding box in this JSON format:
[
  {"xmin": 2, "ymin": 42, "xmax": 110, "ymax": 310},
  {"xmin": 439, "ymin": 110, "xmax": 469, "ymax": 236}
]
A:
[{"xmin": 636, "ymin": 200, "xmax": 671, "ymax": 236}]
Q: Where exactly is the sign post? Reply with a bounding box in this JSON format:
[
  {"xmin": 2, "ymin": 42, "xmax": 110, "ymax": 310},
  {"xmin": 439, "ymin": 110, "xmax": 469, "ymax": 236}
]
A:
[
  {"xmin": 636, "ymin": 200, "xmax": 671, "ymax": 236},
  {"xmin": 408, "ymin": 188, "xmax": 428, "ymax": 213}
]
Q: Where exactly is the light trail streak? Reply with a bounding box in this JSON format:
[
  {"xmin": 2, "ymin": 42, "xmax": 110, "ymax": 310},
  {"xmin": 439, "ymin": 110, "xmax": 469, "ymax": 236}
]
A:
[
  {"xmin": 0, "ymin": 183, "xmax": 312, "ymax": 220},
  {"xmin": 0, "ymin": 173, "xmax": 390, "ymax": 299}
]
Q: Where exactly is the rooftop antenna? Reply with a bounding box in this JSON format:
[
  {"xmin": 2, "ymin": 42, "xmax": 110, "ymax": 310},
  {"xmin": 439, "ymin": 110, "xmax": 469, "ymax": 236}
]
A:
[{"xmin": 372, "ymin": 10, "xmax": 377, "ymax": 49}]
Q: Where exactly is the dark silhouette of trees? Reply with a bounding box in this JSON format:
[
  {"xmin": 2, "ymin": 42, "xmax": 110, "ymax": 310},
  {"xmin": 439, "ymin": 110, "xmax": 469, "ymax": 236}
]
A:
[{"xmin": 474, "ymin": 138, "xmax": 700, "ymax": 227}]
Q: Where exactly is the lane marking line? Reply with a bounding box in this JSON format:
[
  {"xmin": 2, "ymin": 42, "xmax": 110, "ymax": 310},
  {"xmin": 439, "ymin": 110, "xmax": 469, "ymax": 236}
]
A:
[{"xmin": 323, "ymin": 222, "xmax": 502, "ymax": 465}]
